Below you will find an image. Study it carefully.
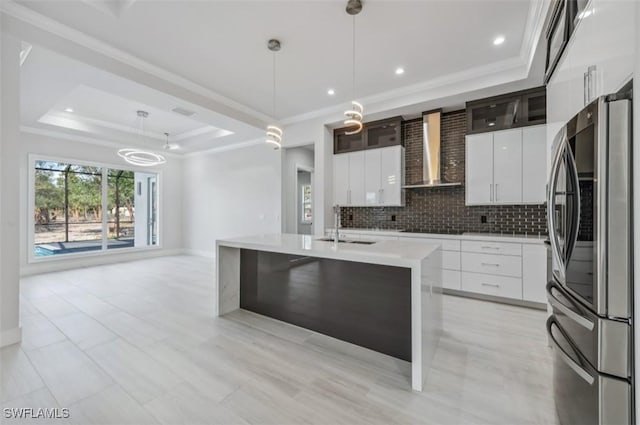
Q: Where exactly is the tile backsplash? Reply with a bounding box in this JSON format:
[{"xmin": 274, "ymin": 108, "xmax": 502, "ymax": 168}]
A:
[{"xmin": 340, "ymin": 110, "xmax": 548, "ymax": 235}]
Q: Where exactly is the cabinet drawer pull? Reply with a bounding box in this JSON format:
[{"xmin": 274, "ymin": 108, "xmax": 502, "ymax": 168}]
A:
[
  {"xmin": 481, "ymin": 283, "xmax": 500, "ymax": 288},
  {"xmin": 481, "ymin": 246, "xmax": 500, "ymax": 250},
  {"xmin": 481, "ymin": 262, "xmax": 500, "ymax": 267}
]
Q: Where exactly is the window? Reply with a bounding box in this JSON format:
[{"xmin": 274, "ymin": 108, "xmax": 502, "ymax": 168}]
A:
[
  {"xmin": 301, "ymin": 184, "xmax": 312, "ymax": 223},
  {"xmin": 32, "ymin": 159, "xmax": 158, "ymax": 259}
]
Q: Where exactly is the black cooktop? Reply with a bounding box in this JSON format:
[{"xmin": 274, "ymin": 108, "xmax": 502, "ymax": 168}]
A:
[{"xmin": 400, "ymin": 229, "xmax": 465, "ymax": 235}]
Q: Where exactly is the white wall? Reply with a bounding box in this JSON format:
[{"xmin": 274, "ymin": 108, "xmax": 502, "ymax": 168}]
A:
[
  {"xmin": 182, "ymin": 143, "xmax": 281, "ymax": 257},
  {"xmin": 282, "ymin": 146, "xmax": 313, "ymax": 234},
  {"xmin": 634, "ymin": 1, "xmax": 639, "ymax": 420},
  {"xmin": 282, "ymin": 117, "xmax": 333, "ymax": 236},
  {"xmin": 18, "ymin": 132, "xmax": 184, "ymax": 276},
  {"xmin": 0, "ymin": 31, "xmax": 23, "ymax": 347}
]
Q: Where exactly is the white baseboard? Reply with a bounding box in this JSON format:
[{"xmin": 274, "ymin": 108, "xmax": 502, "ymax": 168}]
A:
[
  {"xmin": 183, "ymin": 249, "xmax": 215, "ymax": 258},
  {"xmin": 0, "ymin": 327, "xmax": 22, "ymax": 348},
  {"xmin": 20, "ymin": 248, "xmax": 186, "ymax": 276}
]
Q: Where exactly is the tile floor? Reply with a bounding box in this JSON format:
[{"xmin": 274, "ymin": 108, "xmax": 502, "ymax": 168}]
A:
[{"xmin": 1, "ymin": 255, "xmax": 558, "ymax": 424}]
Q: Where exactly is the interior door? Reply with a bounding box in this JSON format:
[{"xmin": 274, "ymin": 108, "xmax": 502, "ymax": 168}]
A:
[
  {"xmin": 465, "ymin": 133, "xmax": 494, "ymax": 205},
  {"xmin": 493, "ymin": 128, "xmax": 523, "ymax": 204}
]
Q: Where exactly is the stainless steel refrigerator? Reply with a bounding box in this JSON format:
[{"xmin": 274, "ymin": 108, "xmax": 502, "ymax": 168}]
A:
[{"xmin": 546, "ymin": 82, "xmax": 633, "ymax": 425}]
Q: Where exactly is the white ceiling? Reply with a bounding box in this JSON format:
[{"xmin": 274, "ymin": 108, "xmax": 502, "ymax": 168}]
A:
[
  {"xmin": 14, "ymin": 0, "xmax": 535, "ymax": 121},
  {"xmin": 20, "ymin": 45, "xmax": 264, "ymax": 153}
]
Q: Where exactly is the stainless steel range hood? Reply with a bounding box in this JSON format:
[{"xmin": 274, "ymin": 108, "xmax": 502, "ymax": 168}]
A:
[{"xmin": 402, "ymin": 110, "xmax": 462, "ymax": 189}]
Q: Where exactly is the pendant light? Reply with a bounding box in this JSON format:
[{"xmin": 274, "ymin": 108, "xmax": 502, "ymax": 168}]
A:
[
  {"xmin": 117, "ymin": 110, "xmax": 166, "ymax": 167},
  {"xmin": 266, "ymin": 39, "xmax": 283, "ymax": 149},
  {"xmin": 163, "ymin": 132, "xmax": 179, "ymax": 151},
  {"xmin": 344, "ymin": 0, "xmax": 363, "ymax": 135}
]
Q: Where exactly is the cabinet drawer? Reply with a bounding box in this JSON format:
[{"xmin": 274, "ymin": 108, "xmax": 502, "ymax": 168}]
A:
[
  {"xmin": 461, "ymin": 240, "xmax": 521, "ymax": 256},
  {"xmin": 461, "ymin": 252, "xmax": 522, "ymax": 277},
  {"xmin": 461, "ymin": 272, "xmax": 522, "ymax": 299},
  {"xmin": 443, "ymin": 270, "xmax": 461, "ymax": 290},
  {"xmin": 442, "ymin": 251, "xmax": 460, "ymax": 270}
]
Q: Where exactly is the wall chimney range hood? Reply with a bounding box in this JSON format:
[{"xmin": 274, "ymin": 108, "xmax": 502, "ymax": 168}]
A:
[{"xmin": 402, "ymin": 110, "xmax": 462, "ymax": 189}]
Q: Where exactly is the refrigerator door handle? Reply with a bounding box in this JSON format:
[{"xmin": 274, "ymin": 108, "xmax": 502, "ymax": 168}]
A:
[
  {"xmin": 547, "ymin": 319, "xmax": 595, "ymax": 385},
  {"xmin": 547, "ymin": 128, "xmax": 568, "ymax": 280},
  {"xmin": 547, "ymin": 284, "xmax": 595, "ymax": 331},
  {"xmin": 565, "ymin": 144, "xmax": 581, "ymax": 264}
]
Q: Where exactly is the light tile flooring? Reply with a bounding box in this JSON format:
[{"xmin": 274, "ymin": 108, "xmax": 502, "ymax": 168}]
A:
[{"xmin": 1, "ymin": 256, "xmax": 558, "ymax": 424}]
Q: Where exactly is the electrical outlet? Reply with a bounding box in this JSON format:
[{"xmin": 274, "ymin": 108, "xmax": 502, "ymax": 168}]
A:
[
  {"xmin": 391, "ymin": 215, "xmax": 396, "ymax": 222},
  {"xmin": 481, "ymin": 215, "xmax": 487, "ymax": 223}
]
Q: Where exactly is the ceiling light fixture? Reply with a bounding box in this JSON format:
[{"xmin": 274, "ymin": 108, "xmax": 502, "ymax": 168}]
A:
[
  {"xmin": 395, "ymin": 67, "xmax": 405, "ymax": 75},
  {"xmin": 328, "ymin": 88, "xmax": 336, "ymax": 96},
  {"xmin": 266, "ymin": 39, "xmax": 283, "ymax": 150},
  {"xmin": 117, "ymin": 110, "xmax": 166, "ymax": 167},
  {"xmin": 344, "ymin": 0, "xmax": 364, "ymax": 135},
  {"xmin": 493, "ymin": 36, "xmax": 505, "ymax": 46},
  {"xmin": 163, "ymin": 132, "xmax": 180, "ymax": 151},
  {"xmin": 64, "ymin": 108, "xmax": 74, "ymax": 113}
]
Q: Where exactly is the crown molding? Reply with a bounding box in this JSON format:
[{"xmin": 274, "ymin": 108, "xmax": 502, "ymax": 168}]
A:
[
  {"xmin": 0, "ymin": 0, "xmax": 272, "ymax": 126},
  {"xmin": 520, "ymin": 0, "xmax": 551, "ymax": 73},
  {"xmin": 20, "ymin": 125, "xmax": 183, "ymax": 158}
]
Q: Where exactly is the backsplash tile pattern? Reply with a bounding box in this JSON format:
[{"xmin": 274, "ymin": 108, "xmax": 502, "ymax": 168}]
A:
[{"xmin": 341, "ymin": 110, "xmax": 548, "ymax": 235}]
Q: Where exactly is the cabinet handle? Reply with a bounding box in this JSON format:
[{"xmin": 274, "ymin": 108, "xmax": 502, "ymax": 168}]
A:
[
  {"xmin": 481, "ymin": 283, "xmax": 500, "ymax": 288},
  {"xmin": 380, "ymin": 188, "xmax": 384, "ymax": 204},
  {"xmin": 489, "ymin": 184, "xmax": 493, "ymax": 202},
  {"xmin": 348, "ymin": 189, "xmax": 351, "ymax": 205},
  {"xmin": 481, "ymin": 246, "xmax": 500, "ymax": 250},
  {"xmin": 495, "ymin": 184, "xmax": 499, "ymax": 202},
  {"xmin": 481, "ymin": 262, "xmax": 500, "ymax": 267}
]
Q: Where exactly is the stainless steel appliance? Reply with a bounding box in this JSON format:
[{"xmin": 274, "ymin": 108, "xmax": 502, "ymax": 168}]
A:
[{"xmin": 546, "ymin": 82, "xmax": 633, "ymax": 425}]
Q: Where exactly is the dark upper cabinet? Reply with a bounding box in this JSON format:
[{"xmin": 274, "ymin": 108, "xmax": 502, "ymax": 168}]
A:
[
  {"xmin": 334, "ymin": 116, "xmax": 402, "ymax": 154},
  {"xmin": 365, "ymin": 117, "xmax": 402, "ymax": 149},
  {"xmin": 465, "ymin": 87, "xmax": 546, "ymax": 134},
  {"xmin": 334, "ymin": 127, "xmax": 364, "ymax": 154}
]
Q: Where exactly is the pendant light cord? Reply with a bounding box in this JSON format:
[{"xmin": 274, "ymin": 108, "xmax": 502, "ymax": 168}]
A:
[
  {"xmin": 273, "ymin": 51, "xmax": 277, "ymax": 118},
  {"xmin": 352, "ymin": 15, "xmax": 356, "ymax": 101}
]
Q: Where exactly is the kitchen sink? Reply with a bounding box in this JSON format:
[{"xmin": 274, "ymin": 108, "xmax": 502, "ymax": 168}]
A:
[{"xmin": 316, "ymin": 238, "xmax": 377, "ymax": 245}]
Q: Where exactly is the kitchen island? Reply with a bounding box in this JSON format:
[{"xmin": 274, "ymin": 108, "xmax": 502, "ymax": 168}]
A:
[{"xmin": 216, "ymin": 233, "xmax": 442, "ymax": 391}]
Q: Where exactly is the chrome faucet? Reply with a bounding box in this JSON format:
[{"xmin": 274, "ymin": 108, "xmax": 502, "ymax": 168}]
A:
[{"xmin": 334, "ymin": 204, "xmax": 341, "ymax": 244}]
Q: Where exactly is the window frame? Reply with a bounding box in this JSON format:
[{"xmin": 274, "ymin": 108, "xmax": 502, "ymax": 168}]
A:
[{"xmin": 28, "ymin": 154, "xmax": 163, "ymax": 264}]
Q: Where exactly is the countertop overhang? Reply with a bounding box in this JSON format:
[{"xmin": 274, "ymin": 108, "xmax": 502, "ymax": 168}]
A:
[{"xmin": 216, "ymin": 233, "xmax": 440, "ymax": 268}]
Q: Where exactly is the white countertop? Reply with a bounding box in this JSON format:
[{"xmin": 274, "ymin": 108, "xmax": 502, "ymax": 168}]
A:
[
  {"xmin": 328, "ymin": 228, "xmax": 547, "ymax": 244},
  {"xmin": 216, "ymin": 233, "xmax": 439, "ymax": 268}
]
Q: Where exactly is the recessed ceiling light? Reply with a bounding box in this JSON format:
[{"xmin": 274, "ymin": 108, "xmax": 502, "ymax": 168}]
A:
[
  {"xmin": 493, "ymin": 36, "xmax": 505, "ymax": 46},
  {"xmin": 327, "ymin": 89, "xmax": 335, "ymax": 96},
  {"xmin": 64, "ymin": 108, "xmax": 74, "ymax": 113},
  {"xmin": 395, "ymin": 67, "xmax": 405, "ymax": 75}
]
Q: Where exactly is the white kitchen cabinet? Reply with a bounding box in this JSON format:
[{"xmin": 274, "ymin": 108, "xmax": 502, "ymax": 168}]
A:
[
  {"xmin": 465, "ymin": 133, "xmax": 493, "ymax": 205},
  {"xmin": 380, "ymin": 146, "xmax": 403, "ymax": 206},
  {"xmin": 547, "ymin": 0, "xmax": 635, "ymax": 132},
  {"xmin": 522, "ymin": 244, "xmax": 548, "ymax": 303},
  {"xmin": 522, "ymin": 126, "xmax": 547, "ymax": 203},
  {"xmin": 466, "ymin": 126, "xmax": 546, "ymax": 206},
  {"xmin": 493, "ymin": 129, "xmax": 522, "ymax": 204},
  {"xmin": 333, "ymin": 154, "xmax": 349, "ymax": 205},
  {"xmin": 364, "ymin": 149, "xmax": 381, "ymax": 205},
  {"xmin": 348, "ymin": 151, "xmax": 365, "ymax": 206},
  {"xmin": 334, "ymin": 146, "xmax": 403, "ymax": 207}
]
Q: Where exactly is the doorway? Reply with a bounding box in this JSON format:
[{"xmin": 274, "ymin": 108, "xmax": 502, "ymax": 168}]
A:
[{"xmin": 297, "ymin": 168, "xmax": 313, "ymax": 235}]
